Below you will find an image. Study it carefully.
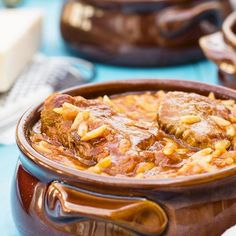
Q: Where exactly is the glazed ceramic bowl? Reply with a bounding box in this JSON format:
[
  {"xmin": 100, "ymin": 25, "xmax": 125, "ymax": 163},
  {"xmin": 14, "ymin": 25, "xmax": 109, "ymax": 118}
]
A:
[
  {"xmin": 14, "ymin": 79, "xmax": 236, "ymax": 236},
  {"xmin": 200, "ymin": 11, "xmax": 236, "ymax": 89},
  {"xmin": 60, "ymin": 0, "xmax": 232, "ymax": 67}
]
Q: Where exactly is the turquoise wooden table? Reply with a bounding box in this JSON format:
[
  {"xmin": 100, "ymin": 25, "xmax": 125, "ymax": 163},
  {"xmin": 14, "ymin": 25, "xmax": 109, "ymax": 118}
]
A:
[{"xmin": 0, "ymin": 0, "xmax": 220, "ymax": 235}]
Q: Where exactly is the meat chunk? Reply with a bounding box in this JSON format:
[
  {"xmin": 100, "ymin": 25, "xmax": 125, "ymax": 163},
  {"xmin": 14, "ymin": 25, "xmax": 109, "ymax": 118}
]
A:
[
  {"xmin": 40, "ymin": 93, "xmax": 159, "ymax": 171},
  {"xmin": 41, "ymin": 94, "xmax": 76, "ymax": 147},
  {"xmin": 157, "ymin": 92, "xmax": 234, "ymax": 149}
]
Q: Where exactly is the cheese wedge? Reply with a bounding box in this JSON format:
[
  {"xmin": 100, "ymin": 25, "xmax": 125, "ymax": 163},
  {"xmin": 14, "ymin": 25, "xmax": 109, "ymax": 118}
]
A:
[{"xmin": 0, "ymin": 9, "xmax": 43, "ymax": 92}]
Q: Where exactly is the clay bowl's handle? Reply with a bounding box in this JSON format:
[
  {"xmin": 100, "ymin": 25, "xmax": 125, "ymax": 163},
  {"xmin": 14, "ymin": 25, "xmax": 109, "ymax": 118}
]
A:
[
  {"xmin": 157, "ymin": 1, "xmax": 222, "ymax": 39},
  {"xmin": 223, "ymin": 12, "xmax": 236, "ymax": 50},
  {"xmin": 45, "ymin": 181, "xmax": 168, "ymax": 236},
  {"xmin": 200, "ymin": 12, "xmax": 236, "ymax": 76}
]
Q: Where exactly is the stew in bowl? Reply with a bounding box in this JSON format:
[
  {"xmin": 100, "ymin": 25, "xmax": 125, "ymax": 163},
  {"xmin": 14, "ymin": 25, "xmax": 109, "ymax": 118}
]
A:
[
  {"xmin": 14, "ymin": 80, "xmax": 236, "ymax": 236},
  {"xmin": 30, "ymin": 89, "xmax": 236, "ymax": 179}
]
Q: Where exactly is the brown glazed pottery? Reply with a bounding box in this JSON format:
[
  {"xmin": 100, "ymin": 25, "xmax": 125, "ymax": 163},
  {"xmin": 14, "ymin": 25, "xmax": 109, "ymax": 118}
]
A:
[
  {"xmin": 200, "ymin": 11, "xmax": 236, "ymax": 89},
  {"xmin": 60, "ymin": 0, "xmax": 232, "ymax": 67},
  {"xmin": 13, "ymin": 79, "xmax": 236, "ymax": 236}
]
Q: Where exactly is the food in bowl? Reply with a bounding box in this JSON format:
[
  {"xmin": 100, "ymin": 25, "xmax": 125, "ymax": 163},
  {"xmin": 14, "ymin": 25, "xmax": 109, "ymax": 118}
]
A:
[
  {"xmin": 30, "ymin": 90, "xmax": 236, "ymax": 179},
  {"xmin": 14, "ymin": 80, "xmax": 236, "ymax": 236}
]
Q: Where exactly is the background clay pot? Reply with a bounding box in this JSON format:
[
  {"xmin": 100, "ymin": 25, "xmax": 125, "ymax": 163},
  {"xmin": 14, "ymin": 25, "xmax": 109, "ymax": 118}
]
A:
[
  {"xmin": 200, "ymin": 11, "xmax": 236, "ymax": 88},
  {"xmin": 14, "ymin": 80, "xmax": 236, "ymax": 236},
  {"xmin": 60, "ymin": 0, "xmax": 232, "ymax": 67}
]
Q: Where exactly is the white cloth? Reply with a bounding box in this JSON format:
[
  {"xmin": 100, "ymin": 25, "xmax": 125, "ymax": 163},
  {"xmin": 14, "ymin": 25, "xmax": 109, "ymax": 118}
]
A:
[
  {"xmin": 0, "ymin": 54, "xmax": 94, "ymax": 144},
  {"xmin": 222, "ymin": 225, "xmax": 236, "ymax": 236},
  {"xmin": 0, "ymin": 86, "xmax": 52, "ymax": 144}
]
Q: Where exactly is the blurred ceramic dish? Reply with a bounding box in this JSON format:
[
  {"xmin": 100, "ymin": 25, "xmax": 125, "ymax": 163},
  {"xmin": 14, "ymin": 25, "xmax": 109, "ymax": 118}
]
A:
[
  {"xmin": 200, "ymin": 11, "xmax": 236, "ymax": 88},
  {"xmin": 14, "ymin": 79, "xmax": 236, "ymax": 236},
  {"xmin": 60, "ymin": 0, "xmax": 232, "ymax": 67}
]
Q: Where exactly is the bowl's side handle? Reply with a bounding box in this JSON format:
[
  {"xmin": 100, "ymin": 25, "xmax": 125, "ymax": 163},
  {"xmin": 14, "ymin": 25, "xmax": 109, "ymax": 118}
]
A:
[
  {"xmin": 45, "ymin": 181, "xmax": 168, "ymax": 236},
  {"xmin": 157, "ymin": 1, "xmax": 222, "ymax": 40},
  {"xmin": 199, "ymin": 31, "xmax": 236, "ymax": 75}
]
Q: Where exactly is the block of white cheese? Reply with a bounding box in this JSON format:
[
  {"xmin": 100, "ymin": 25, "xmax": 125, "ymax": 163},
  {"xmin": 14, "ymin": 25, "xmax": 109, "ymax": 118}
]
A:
[{"xmin": 0, "ymin": 9, "xmax": 43, "ymax": 92}]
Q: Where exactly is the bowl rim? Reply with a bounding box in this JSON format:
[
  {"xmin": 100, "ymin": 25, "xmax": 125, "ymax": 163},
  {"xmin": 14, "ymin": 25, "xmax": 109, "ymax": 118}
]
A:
[
  {"xmin": 81, "ymin": 0, "xmax": 185, "ymax": 7},
  {"xmin": 16, "ymin": 79, "xmax": 236, "ymax": 189}
]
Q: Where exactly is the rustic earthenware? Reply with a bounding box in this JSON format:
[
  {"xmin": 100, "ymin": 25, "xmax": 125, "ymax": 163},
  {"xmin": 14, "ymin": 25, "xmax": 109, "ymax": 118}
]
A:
[
  {"xmin": 60, "ymin": 0, "xmax": 232, "ymax": 66},
  {"xmin": 200, "ymin": 11, "xmax": 236, "ymax": 89},
  {"xmin": 14, "ymin": 79, "xmax": 236, "ymax": 236}
]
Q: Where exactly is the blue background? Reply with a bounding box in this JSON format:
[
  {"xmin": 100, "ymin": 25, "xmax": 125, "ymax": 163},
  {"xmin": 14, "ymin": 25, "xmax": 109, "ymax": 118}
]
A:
[{"xmin": 0, "ymin": 0, "xmax": 220, "ymax": 235}]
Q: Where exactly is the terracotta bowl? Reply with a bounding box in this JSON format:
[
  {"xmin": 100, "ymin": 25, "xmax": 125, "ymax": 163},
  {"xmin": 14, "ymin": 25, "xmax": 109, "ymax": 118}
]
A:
[
  {"xmin": 200, "ymin": 11, "xmax": 236, "ymax": 89},
  {"xmin": 60, "ymin": 0, "xmax": 232, "ymax": 67},
  {"xmin": 14, "ymin": 79, "xmax": 236, "ymax": 236}
]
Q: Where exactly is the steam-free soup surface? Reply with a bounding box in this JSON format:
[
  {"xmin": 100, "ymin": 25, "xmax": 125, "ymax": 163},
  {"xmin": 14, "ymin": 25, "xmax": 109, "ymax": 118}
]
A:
[{"xmin": 30, "ymin": 91, "xmax": 236, "ymax": 178}]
